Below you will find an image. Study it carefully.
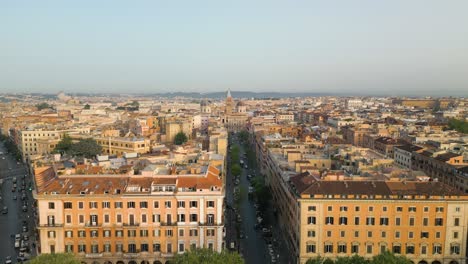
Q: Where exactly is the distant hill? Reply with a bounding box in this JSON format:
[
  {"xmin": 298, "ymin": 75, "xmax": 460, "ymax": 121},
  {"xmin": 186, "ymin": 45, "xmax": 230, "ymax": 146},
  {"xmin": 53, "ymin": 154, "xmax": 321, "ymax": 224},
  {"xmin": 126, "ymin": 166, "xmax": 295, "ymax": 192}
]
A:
[{"xmin": 149, "ymin": 91, "xmax": 333, "ymax": 99}]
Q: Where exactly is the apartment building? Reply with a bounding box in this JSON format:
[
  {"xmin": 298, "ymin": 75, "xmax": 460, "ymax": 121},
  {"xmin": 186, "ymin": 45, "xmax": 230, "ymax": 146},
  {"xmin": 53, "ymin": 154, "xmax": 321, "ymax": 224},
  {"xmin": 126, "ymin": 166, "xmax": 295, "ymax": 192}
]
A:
[
  {"xmin": 394, "ymin": 144, "xmax": 423, "ymax": 169},
  {"xmin": 33, "ymin": 164, "xmax": 224, "ymax": 264},
  {"xmin": 18, "ymin": 127, "xmax": 91, "ymax": 160},
  {"xmin": 291, "ymin": 172, "xmax": 468, "ymax": 264},
  {"xmin": 95, "ymin": 136, "xmax": 151, "ymax": 156}
]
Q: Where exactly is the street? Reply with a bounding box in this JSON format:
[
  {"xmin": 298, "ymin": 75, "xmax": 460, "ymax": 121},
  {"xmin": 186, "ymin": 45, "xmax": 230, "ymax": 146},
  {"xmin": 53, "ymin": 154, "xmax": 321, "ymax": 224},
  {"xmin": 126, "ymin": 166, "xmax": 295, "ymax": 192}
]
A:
[
  {"xmin": 0, "ymin": 142, "xmax": 37, "ymax": 263},
  {"xmin": 225, "ymin": 133, "xmax": 290, "ymax": 264}
]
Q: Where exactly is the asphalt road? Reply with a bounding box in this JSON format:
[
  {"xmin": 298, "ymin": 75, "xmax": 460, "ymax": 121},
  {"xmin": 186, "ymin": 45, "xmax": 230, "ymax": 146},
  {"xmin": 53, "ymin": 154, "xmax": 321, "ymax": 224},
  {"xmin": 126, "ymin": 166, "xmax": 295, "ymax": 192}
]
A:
[{"xmin": 0, "ymin": 142, "xmax": 36, "ymax": 263}]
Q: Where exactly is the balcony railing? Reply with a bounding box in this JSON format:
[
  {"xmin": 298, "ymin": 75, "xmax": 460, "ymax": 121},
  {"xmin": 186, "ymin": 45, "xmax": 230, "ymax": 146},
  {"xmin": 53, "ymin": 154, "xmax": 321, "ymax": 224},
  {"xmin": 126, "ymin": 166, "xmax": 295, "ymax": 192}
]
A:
[
  {"xmin": 160, "ymin": 222, "xmax": 177, "ymax": 226},
  {"xmin": 85, "ymin": 253, "xmax": 103, "ymax": 258},
  {"xmin": 123, "ymin": 222, "xmax": 140, "ymax": 227},
  {"xmin": 39, "ymin": 223, "xmax": 63, "ymax": 227}
]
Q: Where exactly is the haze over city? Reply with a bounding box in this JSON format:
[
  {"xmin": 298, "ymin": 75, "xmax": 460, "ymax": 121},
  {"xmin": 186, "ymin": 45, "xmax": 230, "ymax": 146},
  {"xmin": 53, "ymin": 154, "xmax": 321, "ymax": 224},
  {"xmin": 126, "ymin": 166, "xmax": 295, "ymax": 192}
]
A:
[{"xmin": 1, "ymin": 0, "xmax": 467, "ymax": 96}]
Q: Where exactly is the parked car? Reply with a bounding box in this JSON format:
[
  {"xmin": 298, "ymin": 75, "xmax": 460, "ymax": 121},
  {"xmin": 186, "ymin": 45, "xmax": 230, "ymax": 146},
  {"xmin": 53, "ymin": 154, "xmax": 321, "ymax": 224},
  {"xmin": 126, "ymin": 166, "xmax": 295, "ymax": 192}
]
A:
[{"xmin": 1, "ymin": 206, "xmax": 7, "ymax": 214}]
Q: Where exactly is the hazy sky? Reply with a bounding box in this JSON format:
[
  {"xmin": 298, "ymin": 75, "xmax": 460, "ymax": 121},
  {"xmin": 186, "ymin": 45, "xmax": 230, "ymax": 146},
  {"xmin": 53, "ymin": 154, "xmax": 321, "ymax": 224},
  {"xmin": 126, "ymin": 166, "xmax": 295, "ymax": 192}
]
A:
[{"xmin": 1, "ymin": 0, "xmax": 467, "ymax": 96}]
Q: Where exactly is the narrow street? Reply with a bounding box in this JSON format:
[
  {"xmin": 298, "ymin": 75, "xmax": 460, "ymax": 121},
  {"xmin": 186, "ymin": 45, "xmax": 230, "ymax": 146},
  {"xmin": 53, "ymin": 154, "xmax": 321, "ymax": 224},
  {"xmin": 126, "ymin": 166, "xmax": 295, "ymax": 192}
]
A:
[
  {"xmin": 0, "ymin": 142, "xmax": 37, "ymax": 263},
  {"xmin": 224, "ymin": 133, "xmax": 289, "ymax": 264}
]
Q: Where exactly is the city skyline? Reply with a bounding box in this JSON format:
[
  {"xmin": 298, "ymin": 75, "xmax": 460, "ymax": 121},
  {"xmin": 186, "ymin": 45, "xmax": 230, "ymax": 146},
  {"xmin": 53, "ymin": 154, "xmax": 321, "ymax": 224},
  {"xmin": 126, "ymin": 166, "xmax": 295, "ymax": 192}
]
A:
[{"xmin": 1, "ymin": 0, "xmax": 468, "ymax": 96}]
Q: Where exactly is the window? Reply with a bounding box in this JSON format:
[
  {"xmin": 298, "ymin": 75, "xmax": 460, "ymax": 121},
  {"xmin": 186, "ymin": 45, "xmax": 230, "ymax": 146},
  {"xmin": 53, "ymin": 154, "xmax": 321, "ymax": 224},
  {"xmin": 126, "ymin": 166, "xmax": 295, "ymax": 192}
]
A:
[
  {"xmin": 308, "ymin": 206, "xmax": 316, "ymax": 211},
  {"xmin": 368, "ymin": 206, "xmax": 373, "ymax": 212},
  {"xmin": 78, "ymin": 230, "xmax": 86, "ymax": 237},
  {"xmin": 140, "ymin": 201, "xmax": 148, "ymax": 208},
  {"xmin": 421, "ymin": 232, "xmax": 429, "ymax": 238},
  {"xmin": 89, "ymin": 202, "xmax": 97, "ymax": 209},
  {"xmin": 307, "ymin": 230, "xmax": 315, "ymax": 237},
  {"xmin": 127, "ymin": 201, "xmax": 135, "ymax": 208},
  {"xmin": 178, "ymin": 214, "xmax": 186, "ymax": 222},
  {"xmin": 423, "ymin": 206, "xmax": 429, "ymax": 212},
  {"xmin": 380, "ymin": 218, "xmax": 389, "ymax": 226},
  {"xmin": 66, "ymin": 215, "xmax": 72, "ymax": 224},
  {"xmin": 354, "ymin": 217, "xmax": 360, "ymax": 225},
  {"xmin": 354, "ymin": 231, "xmax": 359, "ymax": 238},
  {"xmin": 351, "ymin": 245, "xmax": 359, "ymax": 254},
  {"xmin": 340, "ymin": 206, "xmax": 348, "ymax": 212},
  {"xmin": 406, "ymin": 245, "xmax": 415, "ymax": 254},
  {"xmin": 450, "ymin": 244, "xmax": 460, "ymax": 255},
  {"xmin": 116, "ymin": 243, "xmax": 123, "ymax": 252},
  {"xmin": 65, "ymin": 244, "xmax": 74, "ymax": 253},
  {"xmin": 381, "ymin": 231, "xmax": 386, "ymax": 238},
  {"xmin": 90, "ymin": 230, "xmax": 98, "ymax": 237},
  {"xmin": 408, "ymin": 206, "xmax": 416, "ymax": 212},
  {"xmin": 116, "ymin": 214, "xmax": 122, "ymax": 223},
  {"xmin": 179, "ymin": 243, "xmax": 185, "ymax": 253},
  {"xmin": 103, "ymin": 230, "xmax": 111, "ymax": 237},
  {"xmin": 78, "ymin": 244, "xmax": 86, "ymax": 253},
  {"xmin": 383, "ymin": 206, "xmax": 387, "ymax": 212},
  {"xmin": 153, "ymin": 243, "xmax": 161, "ymax": 252},
  {"xmin": 409, "ymin": 217, "xmax": 415, "ymax": 226},
  {"xmin": 327, "ymin": 231, "xmax": 332, "ymax": 237},
  {"xmin": 142, "ymin": 214, "xmax": 147, "ymax": 223},
  {"xmin": 339, "ymin": 217, "xmax": 348, "ymax": 225},
  {"xmin": 47, "ymin": 231, "xmax": 56, "ymax": 238},
  {"xmin": 190, "ymin": 214, "xmax": 198, "ymax": 222},
  {"xmin": 64, "ymin": 202, "xmax": 72, "ymax": 209},
  {"xmin": 455, "ymin": 207, "xmax": 460, "ymax": 212},
  {"xmin": 355, "ymin": 206, "xmax": 360, "ymax": 212},
  {"xmin": 306, "ymin": 243, "xmax": 316, "ymax": 253},
  {"xmin": 102, "ymin": 202, "xmax": 110, "ymax": 208},
  {"xmin": 395, "ymin": 231, "xmax": 400, "ymax": 238},
  {"xmin": 367, "ymin": 231, "xmax": 373, "ymax": 238},
  {"xmin": 128, "ymin": 230, "xmax": 136, "ymax": 237},
  {"xmin": 104, "ymin": 243, "xmax": 111, "ymax": 253},
  {"xmin": 115, "ymin": 202, "xmax": 123, "ymax": 208},
  {"xmin": 166, "ymin": 230, "xmax": 173, "ymax": 237},
  {"xmin": 115, "ymin": 230, "xmax": 123, "ymax": 237},
  {"xmin": 190, "ymin": 229, "xmax": 198, "ymax": 236},
  {"xmin": 393, "ymin": 245, "xmax": 401, "ymax": 254},
  {"xmin": 190, "ymin": 201, "xmax": 198, "ymax": 208},
  {"xmin": 366, "ymin": 245, "xmax": 373, "ymax": 254},
  {"xmin": 79, "ymin": 215, "xmax": 84, "ymax": 224},
  {"xmin": 140, "ymin": 229, "xmax": 148, "ymax": 237},
  {"xmin": 423, "ymin": 218, "xmax": 429, "ymax": 226},
  {"xmin": 340, "ymin": 231, "xmax": 345, "ymax": 237},
  {"xmin": 153, "ymin": 214, "xmax": 160, "ymax": 223},
  {"xmin": 454, "ymin": 218, "xmax": 460, "ymax": 226},
  {"xmin": 179, "ymin": 229, "xmax": 184, "ymax": 237},
  {"xmin": 206, "ymin": 201, "xmax": 215, "ymax": 208},
  {"xmin": 78, "ymin": 202, "xmax": 84, "ymax": 209},
  {"xmin": 104, "ymin": 214, "xmax": 109, "ymax": 223},
  {"xmin": 435, "ymin": 232, "xmax": 441, "ymax": 239},
  {"xmin": 327, "ymin": 206, "xmax": 333, "ymax": 211},
  {"xmin": 421, "ymin": 245, "xmax": 427, "ymax": 255},
  {"xmin": 396, "ymin": 206, "xmax": 403, "ymax": 212},
  {"xmin": 409, "ymin": 232, "xmax": 414, "ymax": 239},
  {"xmin": 153, "ymin": 229, "xmax": 161, "ymax": 237},
  {"xmin": 165, "ymin": 201, "xmax": 172, "ymax": 208},
  {"xmin": 436, "ymin": 207, "xmax": 444, "ymax": 212},
  {"xmin": 167, "ymin": 243, "xmax": 172, "ymax": 253},
  {"xmin": 325, "ymin": 217, "xmax": 334, "ymax": 225},
  {"xmin": 435, "ymin": 218, "xmax": 443, "ymax": 226},
  {"xmin": 453, "ymin": 231, "xmax": 459, "ymax": 239},
  {"xmin": 338, "ymin": 244, "xmax": 347, "ymax": 253},
  {"xmin": 206, "ymin": 229, "xmax": 215, "ymax": 236},
  {"xmin": 395, "ymin": 217, "xmax": 401, "ymax": 226},
  {"xmin": 153, "ymin": 201, "xmax": 159, "ymax": 208},
  {"xmin": 128, "ymin": 243, "xmax": 137, "ymax": 253},
  {"xmin": 65, "ymin": 230, "xmax": 73, "ymax": 238},
  {"xmin": 324, "ymin": 244, "xmax": 333, "ymax": 253},
  {"xmin": 433, "ymin": 245, "xmax": 442, "ymax": 254},
  {"xmin": 366, "ymin": 217, "xmax": 375, "ymax": 225}
]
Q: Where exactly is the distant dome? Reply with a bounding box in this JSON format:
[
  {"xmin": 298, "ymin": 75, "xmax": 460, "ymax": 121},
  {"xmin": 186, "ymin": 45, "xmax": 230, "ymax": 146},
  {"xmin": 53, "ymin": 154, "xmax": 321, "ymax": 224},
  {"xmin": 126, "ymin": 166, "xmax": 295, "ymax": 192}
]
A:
[
  {"xmin": 200, "ymin": 100, "xmax": 208, "ymax": 106},
  {"xmin": 236, "ymin": 101, "xmax": 246, "ymax": 107}
]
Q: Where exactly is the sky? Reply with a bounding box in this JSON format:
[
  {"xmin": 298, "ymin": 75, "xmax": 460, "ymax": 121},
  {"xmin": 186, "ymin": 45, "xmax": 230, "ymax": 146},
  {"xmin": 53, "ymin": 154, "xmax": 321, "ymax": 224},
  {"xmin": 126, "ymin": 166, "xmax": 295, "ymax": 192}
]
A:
[{"xmin": 1, "ymin": 0, "xmax": 467, "ymax": 96}]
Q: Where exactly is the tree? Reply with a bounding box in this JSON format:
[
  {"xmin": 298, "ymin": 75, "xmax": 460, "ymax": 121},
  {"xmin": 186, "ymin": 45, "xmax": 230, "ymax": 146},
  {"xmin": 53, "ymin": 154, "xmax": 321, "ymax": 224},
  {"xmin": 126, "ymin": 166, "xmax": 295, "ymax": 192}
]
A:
[
  {"xmin": 231, "ymin": 164, "xmax": 242, "ymax": 176},
  {"xmin": 29, "ymin": 253, "xmax": 80, "ymax": 264},
  {"xmin": 446, "ymin": 118, "xmax": 468, "ymax": 133},
  {"xmin": 53, "ymin": 134, "xmax": 73, "ymax": 154},
  {"xmin": 173, "ymin": 248, "xmax": 244, "ymax": 264},
  {"xmin": 83, "ymin": 103, "xmax": 91, "ymax": 109},
  {"xmin": 70, "ymin": 138, "xmax": 102, "ymax": 158},
  {"xmin": 371, "ymin": 251, "xmax": 412, "ymax": 264},
  {"xmin": 174, "ymin": 132, "xmax": 188, "ymax": 145},
  {"xmin": 35, "ymin": 102, "xmax": 52, "ymax": 110}
]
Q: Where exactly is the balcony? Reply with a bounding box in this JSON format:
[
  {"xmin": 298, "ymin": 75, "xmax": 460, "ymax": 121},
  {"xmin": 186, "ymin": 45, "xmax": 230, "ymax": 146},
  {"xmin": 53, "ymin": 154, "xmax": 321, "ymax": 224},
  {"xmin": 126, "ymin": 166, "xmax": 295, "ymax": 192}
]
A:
[
  {"xmin": 39, "ymin": 223, "xmax": 63, "ymax": 228},
  {"xmin": 123, "ymin": 222, "xmax": 140, "ymax": 227},
  {"xmin": 160, "ymin": 222, "xmax": 177, "ymax": 226},
  {"xmin": 85, "ymin": 253, "xmax": 103, "ymax": 258},
  {"xmin": 123, "ymin": 252, "xmax": 140, "ymax": 258},
  {"xmin": 85, "ymin": 222, "xmax": 101, "ymax": 227}
]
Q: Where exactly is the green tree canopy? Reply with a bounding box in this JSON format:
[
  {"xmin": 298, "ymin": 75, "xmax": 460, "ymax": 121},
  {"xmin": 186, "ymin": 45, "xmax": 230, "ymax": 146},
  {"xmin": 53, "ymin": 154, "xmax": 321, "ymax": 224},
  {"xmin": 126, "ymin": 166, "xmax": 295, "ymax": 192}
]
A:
[
  {"xmin": 306, "ymin": 252, "xmax": 411, "ymax": 264},
  {"xmin": 36, "ymin": 102, "xmax": 52, "ymax": 110},
  {"xmin": 174, "ymin": 132, "xmax": 188, "ymax": 145},
  {"xmin": 83, "ymin": 103, "xmax": 91, "ymax": 109},
  {"xmin": 53, "ymin": 134, "xmax": 73, "ymax": 154},
  {"xmin": 231, "ymin": 164, "xmax": 242, "ymax": 176},
  {"xmin": 173, "ymin": 248, "xmax": 244, "ymax": 264},
  {"xmin": 70, "ymin": 138, "xmax": 102, "ymax": 158},
  {"xmin": 29, "ymin": 253, "xmax": 81, "ymax": 264},
  {"xmin": 446, "ymin": 118, "xmax": 468, "ymax": 133}
]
